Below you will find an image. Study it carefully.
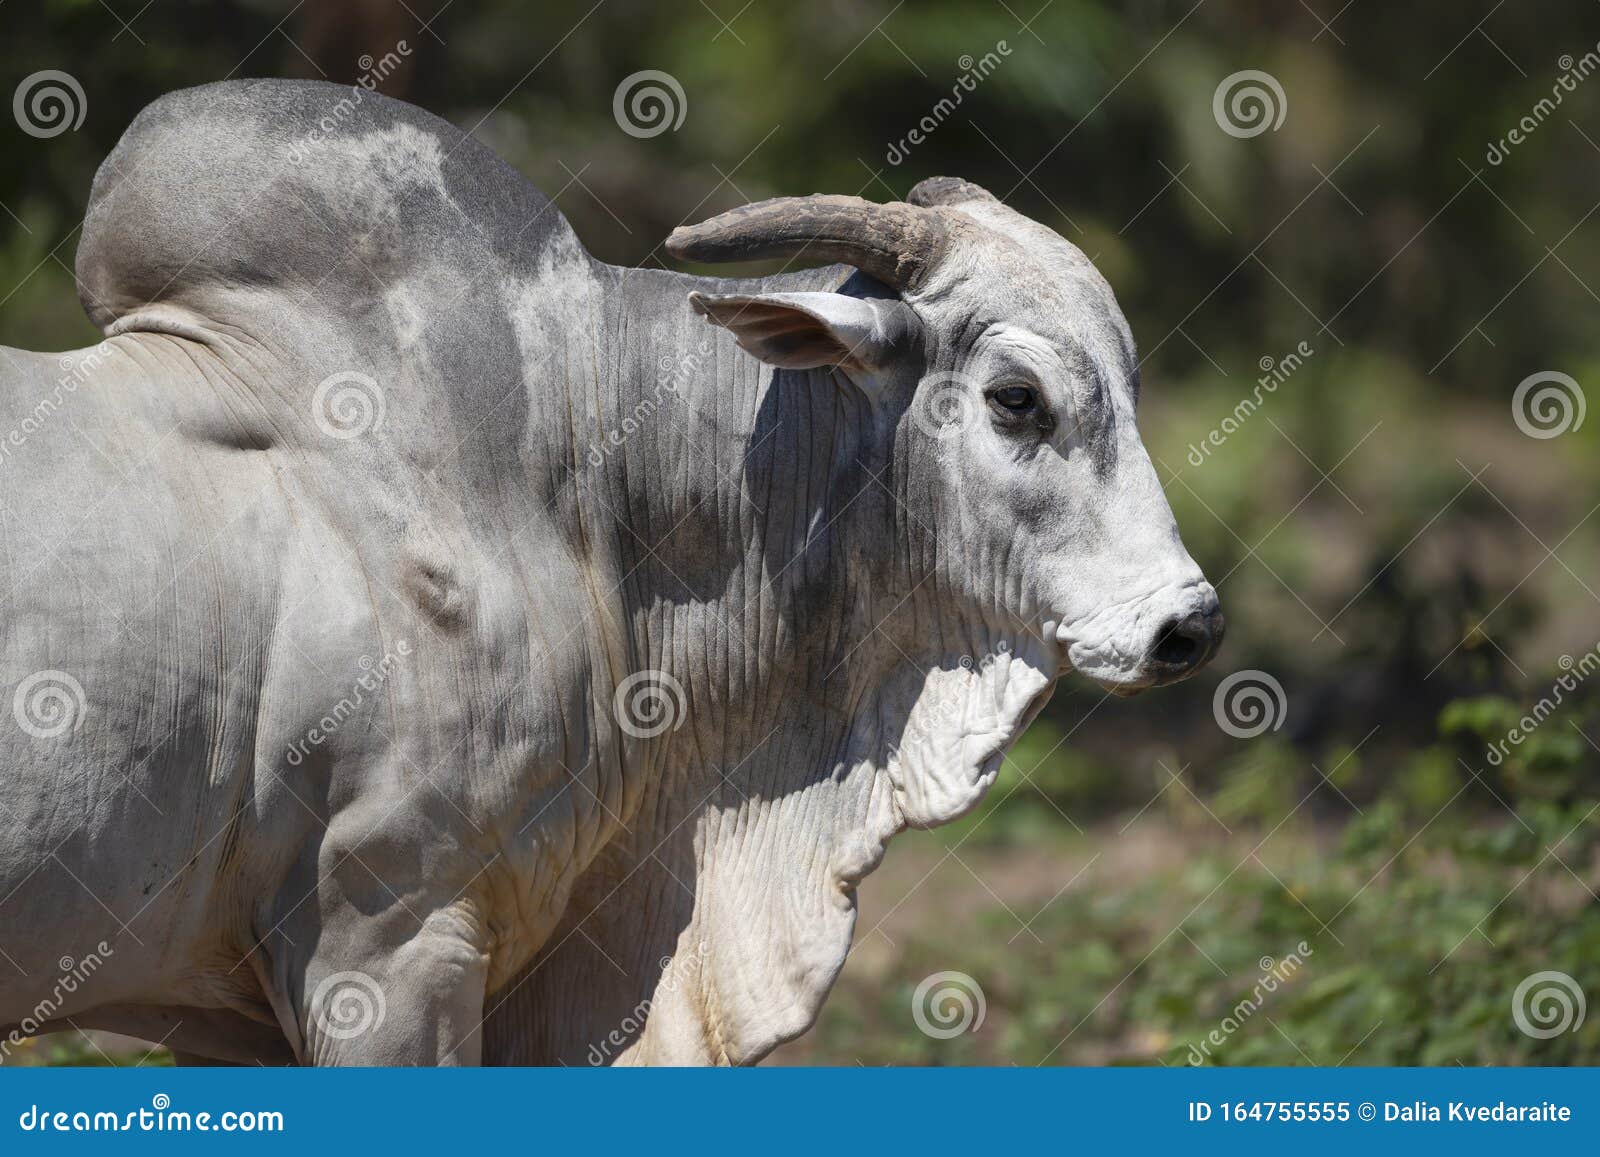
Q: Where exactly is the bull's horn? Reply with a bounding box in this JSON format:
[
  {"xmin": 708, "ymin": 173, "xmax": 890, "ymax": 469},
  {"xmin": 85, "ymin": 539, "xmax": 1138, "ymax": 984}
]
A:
[{"xmin": 665, "ymin": 194, "xmax": 947, "ymax": 291}]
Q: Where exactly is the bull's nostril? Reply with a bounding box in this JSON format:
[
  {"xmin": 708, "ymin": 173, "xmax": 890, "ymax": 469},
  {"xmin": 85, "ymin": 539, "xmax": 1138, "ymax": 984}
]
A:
[{"xmin": 1151, "ymin": 614, "xmax": 1209, "ymax": 669}]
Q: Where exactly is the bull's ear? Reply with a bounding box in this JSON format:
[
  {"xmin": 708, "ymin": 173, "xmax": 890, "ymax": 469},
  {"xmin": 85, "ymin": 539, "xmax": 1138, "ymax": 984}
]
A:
[{"xmin": 686, "ymin": 290, "xmax": 918, "ymax": 374}]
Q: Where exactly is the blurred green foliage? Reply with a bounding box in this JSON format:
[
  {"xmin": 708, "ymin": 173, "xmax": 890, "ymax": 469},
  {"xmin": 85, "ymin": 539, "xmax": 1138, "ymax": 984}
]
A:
[{"xmin": 787, "ymin": 694, "xmax": 1600, "ymax": 1065}]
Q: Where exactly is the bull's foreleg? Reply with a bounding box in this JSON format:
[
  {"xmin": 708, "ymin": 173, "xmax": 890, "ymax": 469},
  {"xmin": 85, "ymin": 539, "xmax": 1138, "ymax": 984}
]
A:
[{"xmin": 282, "ymin": 904, "xmax": 490, "ymax": 1066}]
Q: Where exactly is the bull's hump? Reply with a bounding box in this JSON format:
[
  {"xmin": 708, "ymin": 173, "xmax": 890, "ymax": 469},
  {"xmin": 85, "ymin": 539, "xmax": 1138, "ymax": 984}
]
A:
[{"xmin": 75, "ymin": 78, "xmax": 585, "ymax": 337}]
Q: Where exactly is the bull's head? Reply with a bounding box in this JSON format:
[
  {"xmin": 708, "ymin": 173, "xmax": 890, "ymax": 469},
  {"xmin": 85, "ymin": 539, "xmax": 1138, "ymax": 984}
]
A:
[{"xmin": 668, "ymin": 177, "xmax": 1222, "ymax": 706}]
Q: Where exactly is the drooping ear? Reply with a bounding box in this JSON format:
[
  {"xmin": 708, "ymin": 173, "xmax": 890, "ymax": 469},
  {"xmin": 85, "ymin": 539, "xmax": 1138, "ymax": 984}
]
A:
[{"xmin": 686, "ymin": 290, "xmax": 918, "ymax": 374}]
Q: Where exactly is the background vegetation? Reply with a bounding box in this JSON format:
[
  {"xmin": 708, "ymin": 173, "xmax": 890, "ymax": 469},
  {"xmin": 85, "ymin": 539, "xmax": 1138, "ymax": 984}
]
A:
[{"xmin": 1, "ymin": 0, "xmax": 1596, "ymax": 1065}]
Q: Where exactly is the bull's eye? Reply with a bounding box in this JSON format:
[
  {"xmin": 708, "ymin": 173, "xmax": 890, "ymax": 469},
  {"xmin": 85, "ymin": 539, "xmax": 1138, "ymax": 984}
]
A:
[{"xmin": 989, "ymin": 385, "xmax": 1036, "ymax": 413}]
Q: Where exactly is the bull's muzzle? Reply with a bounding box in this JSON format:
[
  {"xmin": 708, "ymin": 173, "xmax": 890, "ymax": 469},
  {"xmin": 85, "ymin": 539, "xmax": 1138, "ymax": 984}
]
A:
[{"xmin": 1144, "ymin": 606, "xmax": 1226, "ymax": 684}]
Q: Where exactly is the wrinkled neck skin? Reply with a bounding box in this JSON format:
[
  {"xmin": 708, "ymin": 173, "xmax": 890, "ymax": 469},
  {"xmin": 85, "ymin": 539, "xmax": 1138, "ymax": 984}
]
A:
[{"xmin": 484, "ymin": 255, "xmax": 1059, "ymax": 1065}]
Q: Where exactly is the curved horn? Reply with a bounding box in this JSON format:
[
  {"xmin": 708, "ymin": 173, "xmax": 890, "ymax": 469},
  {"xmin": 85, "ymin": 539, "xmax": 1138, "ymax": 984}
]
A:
[{"xmin": 665, "ymin": 194, "xmax": 947, "ymax": 290}]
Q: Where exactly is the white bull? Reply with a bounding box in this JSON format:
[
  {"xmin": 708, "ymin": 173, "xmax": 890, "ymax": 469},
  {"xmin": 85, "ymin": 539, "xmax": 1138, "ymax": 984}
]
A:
[{"xmin": 0, "ymin": 79, "xmax": 1219, "ymax": 1065}]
